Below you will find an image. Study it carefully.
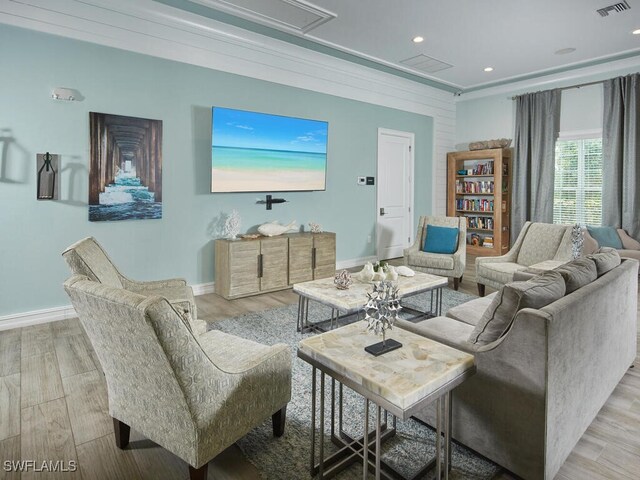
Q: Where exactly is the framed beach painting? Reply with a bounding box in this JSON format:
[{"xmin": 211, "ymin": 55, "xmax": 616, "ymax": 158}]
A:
[
  {"xmin": 89, "ymin": 112, "xmax": 162, "ymax": 221},
  {"xmin": 211, "ymin": 107, "xmax": 328, "ymax": 193}
]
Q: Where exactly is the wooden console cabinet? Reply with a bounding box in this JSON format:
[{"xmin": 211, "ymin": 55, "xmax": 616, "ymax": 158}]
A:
[{"xmin": 215, "ymin": 232, "xmax": 336, "ymax": 300}]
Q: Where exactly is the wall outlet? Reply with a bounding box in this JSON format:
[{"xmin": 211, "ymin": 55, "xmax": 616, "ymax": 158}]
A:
[
  {"xmin": 357, "ymin": 176, "xmax": 366, "ymax": 185},
  {"xmin": 367, "ymin": 235, "xmax": 372, "ymax": 243}
]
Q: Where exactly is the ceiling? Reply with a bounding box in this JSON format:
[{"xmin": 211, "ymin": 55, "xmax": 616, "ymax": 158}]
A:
[{"xmin": 160, "ymin": 0, "xmax": 640, "ymax": 91}]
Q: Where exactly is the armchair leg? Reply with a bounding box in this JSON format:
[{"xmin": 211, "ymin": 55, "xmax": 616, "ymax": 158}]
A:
[
  {"xmin": 112, "ymin": 418, "xmax": 130, "ymax": 449},
  {"xmin": 189, "ymin": 464, "xmax": 208, "ymax": 480},
  {"xmin": 272, "ymin": 405, "xmax": 287, "ymax": 437},
  {"xmin": 477, "ymin": 284, "xmax": 486, "ymax": 297},
  {"xmin": 453, "ymin": 277, "xmax": 460, "ymax": 291}
]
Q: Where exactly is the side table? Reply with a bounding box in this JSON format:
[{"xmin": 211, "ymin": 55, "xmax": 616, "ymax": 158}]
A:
[{"xmin": 298, "ymin": 322, "xmax": 475, "ymax": 479}]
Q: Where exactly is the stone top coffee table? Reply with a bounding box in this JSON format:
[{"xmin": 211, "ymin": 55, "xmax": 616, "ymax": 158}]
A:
[
  {"xmin": 293, "ymin": 272, "xmax": 448, "ymax": 332},
  {"xmin": 298, "ymin": 321, "xmax": 476, "ymax": 479}
]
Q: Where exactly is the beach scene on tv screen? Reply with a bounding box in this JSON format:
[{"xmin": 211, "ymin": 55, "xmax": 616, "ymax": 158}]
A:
[{"xmin": 211, "ymin": 107, "xmax": 327, "ymax": 193}]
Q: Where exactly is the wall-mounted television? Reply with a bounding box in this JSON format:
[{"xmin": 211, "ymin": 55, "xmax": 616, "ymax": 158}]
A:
[{"xmin": 211, "ymin": 107, "xmax": 328, "ymax": 193}]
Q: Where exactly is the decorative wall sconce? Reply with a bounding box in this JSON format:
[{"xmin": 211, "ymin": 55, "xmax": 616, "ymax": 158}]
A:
[
  {"xmin": 51, "ymin": 87, "xmax": 82, "ymax": 101},
  {"xmin": 37, "ymin": 152, "xmax": 59, "ymax": 200}
]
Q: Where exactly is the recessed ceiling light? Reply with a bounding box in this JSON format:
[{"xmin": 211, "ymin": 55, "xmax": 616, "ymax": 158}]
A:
[
  {"xmin": 555, "ymin": 47, "xmax": 576, "ymax": 55},
  {"xmin": 483, "ymin": 67, "xmax": 494, "ymax": 72},
  {"xmin": 633, "ymin": 29, "xmax": 640, "ymax": 35},
  {"xmin": 412, "ymin": 36, "xmax": 424, "ymax": 43}
]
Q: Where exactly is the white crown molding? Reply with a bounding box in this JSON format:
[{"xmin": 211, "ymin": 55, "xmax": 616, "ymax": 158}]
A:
[
  {"xmin": 457, "ymin": 55, "xmax": 640, "ymax": 101},
  {"xmin": 0, "ymin": 0, "xmax": 455, "ymax": 118}
]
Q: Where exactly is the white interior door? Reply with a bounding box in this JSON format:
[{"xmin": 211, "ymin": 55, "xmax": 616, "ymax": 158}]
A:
[{"xmin": 376, "ymin": 128, "xmax": 414, "ymax": 260}]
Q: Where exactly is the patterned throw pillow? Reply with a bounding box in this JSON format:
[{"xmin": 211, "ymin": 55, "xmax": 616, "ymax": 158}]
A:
[
  {"xmin": 422, "ymin": 225, "xmax": 459, "ymax": 254},
  {"xmin": 468, "ymin": 271, "xmax": 566, "ymax": 346}
]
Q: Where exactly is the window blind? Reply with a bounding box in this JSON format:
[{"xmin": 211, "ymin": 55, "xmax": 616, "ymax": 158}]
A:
[{"xmin": 553, "ymin": 138, "xmax": 602, "ymax": 226}]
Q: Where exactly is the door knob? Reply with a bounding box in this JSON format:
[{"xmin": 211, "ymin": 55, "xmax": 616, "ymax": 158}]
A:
[{"xmin": 380, "ymin": 207, "xmax": 385, "ymax": 216}]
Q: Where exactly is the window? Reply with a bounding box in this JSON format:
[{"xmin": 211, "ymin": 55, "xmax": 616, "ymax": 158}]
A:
[{"xmin": 553, "ymin": 134, "xmax": 602, "ymax": 226}]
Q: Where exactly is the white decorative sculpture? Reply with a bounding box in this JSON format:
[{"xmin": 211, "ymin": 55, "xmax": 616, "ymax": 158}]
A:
[
  {"xmin": 371, "ymin": 270, "xmax": 385, "ymax": 282},
  {"xmin": 257, "ymin": 220, "xmax": 297, "ymax": 237},
  {"xmin": 222, "ymin": 209, "xmax": 241, "ymax": 240},
  {"xmin": 308, "ymin": 222, "xmax": 323, "ymax": 233},
  {"xmin": 395, "ymin": 266, "xmax": 415, "ymax": 277},
  {"xmin": 571, "ymin": 224, "xmax": 584, "ymax": 259},
  {"xmin": 384, "ymin": 265, "xmax": 398, "ymax": 282},
  {"xmin": 356, "ymin": 262, "xmax": 375, "ymax": 282}
]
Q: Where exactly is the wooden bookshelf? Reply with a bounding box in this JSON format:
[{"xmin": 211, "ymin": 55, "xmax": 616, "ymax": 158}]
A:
[{"xmin": 447, "ymin": 148, "xmax": 511, "ymax": 256}]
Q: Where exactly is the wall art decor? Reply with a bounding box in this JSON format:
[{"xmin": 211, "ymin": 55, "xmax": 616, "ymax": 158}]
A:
[
  {"xmin": 89, "ymin": 112, "xmax": 162, "ymax": 221},
  {"xmin": 36, "ymin": 152, "xmax": 59, "ymax": 200},
  {"xmin": 211, "ymin": 107, "xmax": 327, "ymax": 193}
]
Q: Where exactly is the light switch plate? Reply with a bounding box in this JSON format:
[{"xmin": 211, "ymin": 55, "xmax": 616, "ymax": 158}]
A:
[{"xmin": 357, "ymin": 176, "xmax": 366, "ymax": 185}]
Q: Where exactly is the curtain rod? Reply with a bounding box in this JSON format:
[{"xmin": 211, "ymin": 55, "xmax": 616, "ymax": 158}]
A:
[{"xmin": 510, "ymin": 79, "xmax": 604, "ymax": 100}]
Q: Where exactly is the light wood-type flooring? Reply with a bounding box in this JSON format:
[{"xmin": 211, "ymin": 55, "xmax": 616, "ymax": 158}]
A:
[{"xmin": 0, "ymin": 256, "xmax": 638, "ymax": 479}]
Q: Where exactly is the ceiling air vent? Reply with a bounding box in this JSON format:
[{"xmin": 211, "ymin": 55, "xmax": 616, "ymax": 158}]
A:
[
  {"xmin": 597, "ymin": 1, "xmax": 631, "ymax": 16},
  {"xmin": 188, "ymin": 0, "xmax": 336, "ymax": 34},
  {"xmin": 400, "ymin": 54, "xmax": 453, "ymax": 74}
]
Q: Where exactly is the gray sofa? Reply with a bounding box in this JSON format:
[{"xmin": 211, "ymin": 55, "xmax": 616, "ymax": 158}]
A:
[{"xmin": 397, "ymin": 258, "xmax": 638, "ymax": 480}]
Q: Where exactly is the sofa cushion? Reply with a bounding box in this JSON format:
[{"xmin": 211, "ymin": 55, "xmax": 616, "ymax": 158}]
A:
[
  {"xmin": 468, "ymin": 271, "xmax": 566, "ymax": 345},
  {"xmin": 477, "ymin": 262, "xmax": 528, "ymax": 285},
  {"xmin": 587, "ymin": 225, "xmax": 623, "ymax": 249},
  {"xmin": 446, "ymin": 292, "xmax": 497, "ymax": 326},
  {"xmin": 554, "ymin": 258, "xmax": 597, "ymax": 294},
  {"xmin": 422, "ymin": 225, "xmax": 459, "ymax": 254},
  {"xmin": 587, "ymin": 248, "xmax": 621, "ymax": 276},
  {"xmin": 406, "ymin": 251, "xmax": 454, "ymax": 270},
  {"xmin": 396, "ymin": 316, "xmax": 475, "ymax": 351}
]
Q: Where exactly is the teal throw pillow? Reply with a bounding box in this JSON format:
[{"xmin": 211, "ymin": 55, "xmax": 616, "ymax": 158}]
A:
[
  {"xmin": 422, "ymin": 225, "xmax": 459, "ymax": 254},
  {"xmin": 586, "ymin": 226, "xmax": 622, "ymax": 249}
]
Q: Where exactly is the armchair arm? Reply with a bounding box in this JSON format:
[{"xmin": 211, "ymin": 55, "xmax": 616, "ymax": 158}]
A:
[
  {"xmin": 475, "ymin": 250, "xmax": 517, "ymax": 265},
  {"xmin": 617, "ymin": 229, "xmax": 640, "ymax": 250}
]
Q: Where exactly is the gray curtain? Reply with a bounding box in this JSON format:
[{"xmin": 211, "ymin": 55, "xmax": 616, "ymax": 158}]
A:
[
  {"xmin": 602, "ymin": 73, "xmax": 640, "ymax": 240},
  {"xmin": 511, "ymin": 89, "xmax": 561, "ymax": 242}
]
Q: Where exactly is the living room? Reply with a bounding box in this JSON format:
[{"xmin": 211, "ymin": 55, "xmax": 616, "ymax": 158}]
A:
[{"xmin": 0, "ymin": 1, "xmax": 639, "ymax": 479}]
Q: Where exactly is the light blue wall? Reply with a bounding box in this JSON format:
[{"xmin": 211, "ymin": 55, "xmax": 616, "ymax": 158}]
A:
[
  {"xmin": 0, "ymin": 25, "xmax": 433, "ymax": 317},
  {"xmin": 455, "ymin": 64, "xmax": 640, "ymax": 145}
]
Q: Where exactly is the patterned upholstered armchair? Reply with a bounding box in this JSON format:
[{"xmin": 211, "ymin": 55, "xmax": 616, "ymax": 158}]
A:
[
  {"xmin": 62, "ymin": 237, "xmax": 206, "ymax": 335},
  {"xmin": 64, "ymin": 275, "xmax": 291, "ymax": 480},
  {"xmin": 476, "ymin": 221, "xmax": 573, "ymax": 296},
  {"xmin": 403, "ymin": 216, "xmax": 466, "ymax": 290}
]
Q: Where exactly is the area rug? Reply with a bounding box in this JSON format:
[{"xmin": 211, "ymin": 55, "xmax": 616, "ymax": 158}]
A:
[{"xmin": 210, "ymin": 288, "xmax": 500, "ymax": 479}]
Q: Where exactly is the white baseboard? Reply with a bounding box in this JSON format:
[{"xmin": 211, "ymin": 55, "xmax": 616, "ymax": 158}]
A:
[
  {"xmin": 0, "ymin": 260, "xmax": 377, "ymax": 331},
  {"xmin": 336, "ymin": 256, "xmax": 378, "ymax": 270},
  {"xmin": 0, "ymin": 305, "xmax": 76, "ymax": 332},
  {"xmin": 0, "ymin": 283, "xmax": 216, "ymax": 331},
  {"xmin": 192, "ymin": 282, "xmax": 215, "ymax": 296}
]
